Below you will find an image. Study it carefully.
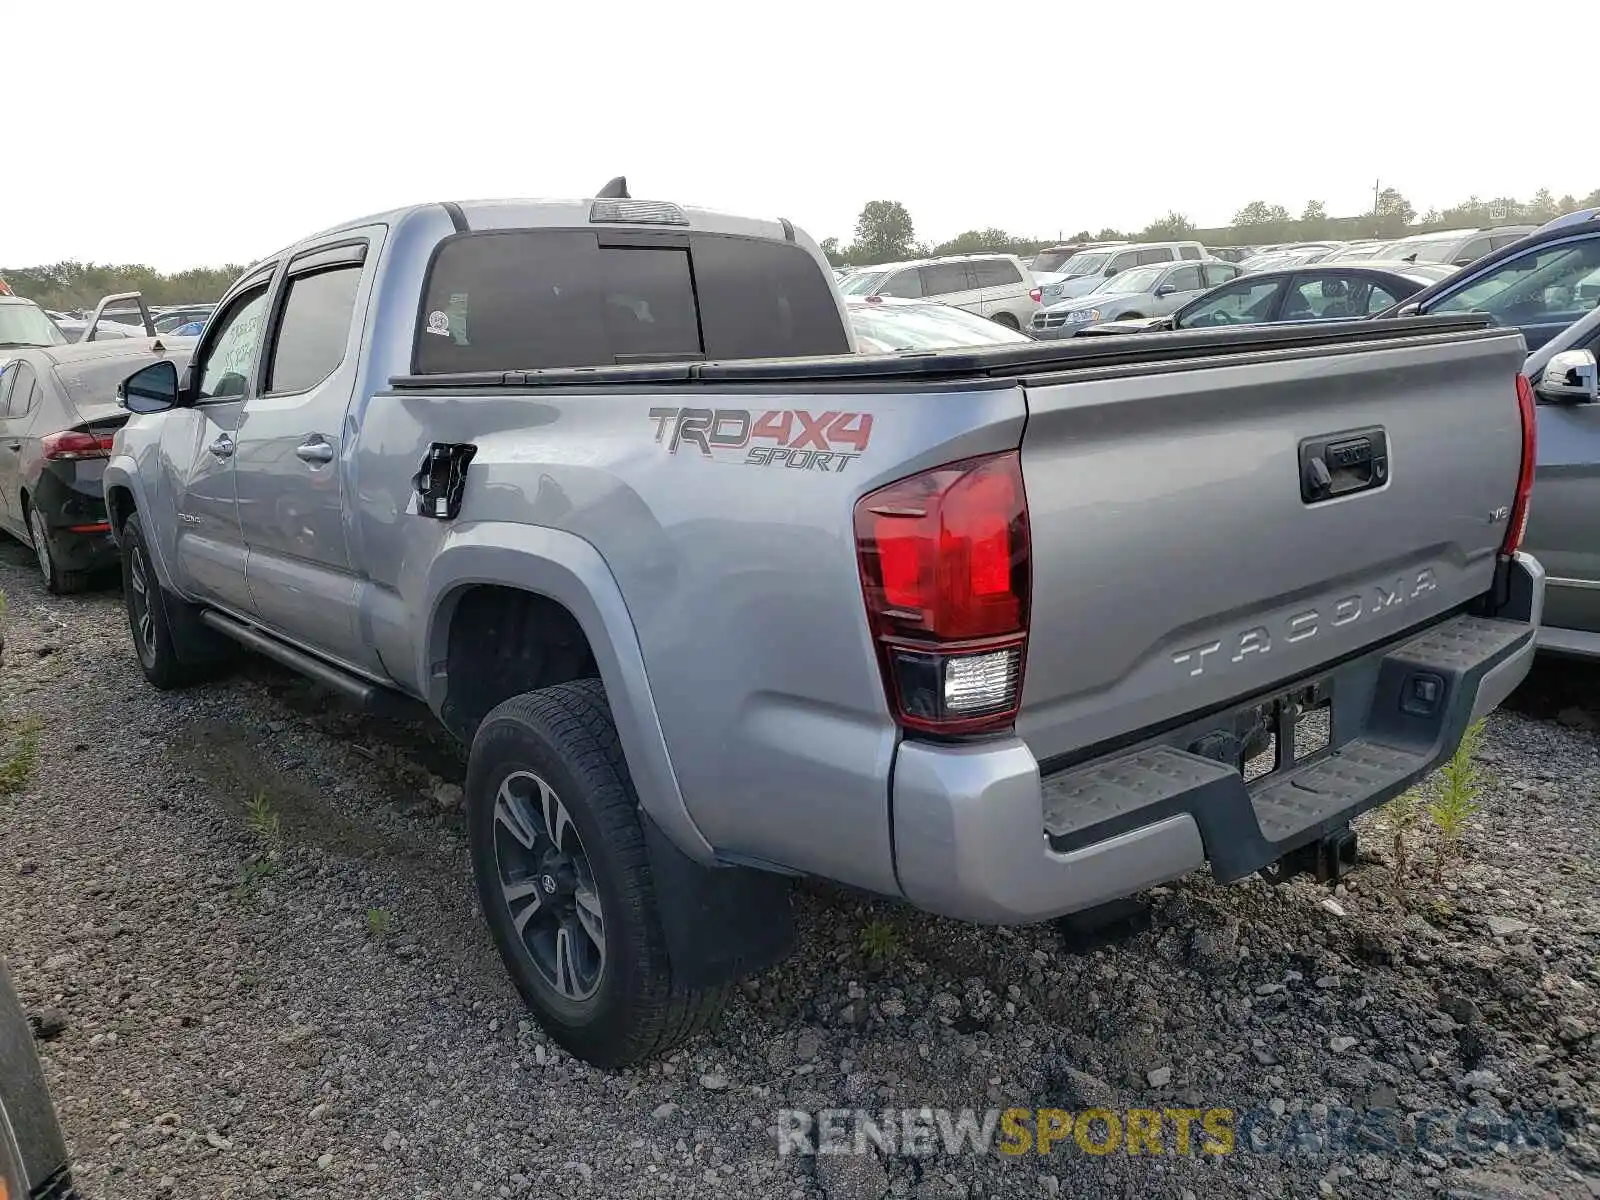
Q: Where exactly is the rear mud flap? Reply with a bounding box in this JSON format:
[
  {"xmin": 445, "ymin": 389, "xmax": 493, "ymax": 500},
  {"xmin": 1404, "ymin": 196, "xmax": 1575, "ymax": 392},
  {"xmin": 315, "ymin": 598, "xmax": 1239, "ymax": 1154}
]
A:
[{"xmin": 641, "ymin": 814, "xmax": 797, "ymax": 988}]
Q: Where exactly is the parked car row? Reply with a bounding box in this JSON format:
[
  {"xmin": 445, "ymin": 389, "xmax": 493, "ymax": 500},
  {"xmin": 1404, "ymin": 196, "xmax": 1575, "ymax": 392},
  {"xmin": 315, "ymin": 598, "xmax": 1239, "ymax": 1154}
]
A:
[
  {"xmin": 0, "ymin": 292, "xmax": 196, "ymax": 591},
  {"xmin": 42, "ymin": 300, "xmax": 213, "ymax": 342}
]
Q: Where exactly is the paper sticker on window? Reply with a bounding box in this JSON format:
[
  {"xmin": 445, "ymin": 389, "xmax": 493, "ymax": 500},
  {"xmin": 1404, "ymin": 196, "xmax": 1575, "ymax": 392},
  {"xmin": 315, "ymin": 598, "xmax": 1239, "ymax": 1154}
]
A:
[
  {"xmin": 446, "ymin": 293, "xmax": 471, "ymax": 345},
  {"xmin": 425, "ymin": 311, "xmax": 451, "ymax": 337}
]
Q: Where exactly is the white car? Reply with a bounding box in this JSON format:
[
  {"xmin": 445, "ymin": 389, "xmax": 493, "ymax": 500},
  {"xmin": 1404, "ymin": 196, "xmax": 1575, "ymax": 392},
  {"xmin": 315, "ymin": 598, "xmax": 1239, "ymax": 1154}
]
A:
[
  {"xmin": 846, "ymin": 296, "xmax": 1034, "ymax": 352},
  {"xmin": 838, "ymin": 253, "xmax": 1040, "ymax": 330}
]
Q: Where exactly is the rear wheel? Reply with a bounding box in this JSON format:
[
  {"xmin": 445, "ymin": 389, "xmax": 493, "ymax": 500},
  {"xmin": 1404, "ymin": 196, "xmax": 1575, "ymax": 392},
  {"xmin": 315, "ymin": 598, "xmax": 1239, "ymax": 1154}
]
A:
[
  {"xmin": 467, "ymin": 680, "xmax": 728, "ymax": 1067},
  {"xmin": 991, "ymin": 312, "xmax": 1020, "ymax": 330},
  {"xmin": 27, "ymin": 506, "xmax": 91, "ymax": 595},
  {"xmin": 1120, "ymin": 312, "xmax": 1145, "ymax": 320}
]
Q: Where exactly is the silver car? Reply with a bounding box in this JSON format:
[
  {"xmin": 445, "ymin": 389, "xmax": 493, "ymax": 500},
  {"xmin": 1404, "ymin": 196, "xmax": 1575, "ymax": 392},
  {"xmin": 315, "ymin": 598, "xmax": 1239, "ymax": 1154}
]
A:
[
  {"xmin": 1517, "ymin": 305, "xmax": 1600, "ymax": 657},
  {"xmin": 1031, "ymin": 260, "xmax": 1237, "ymax": 336}
]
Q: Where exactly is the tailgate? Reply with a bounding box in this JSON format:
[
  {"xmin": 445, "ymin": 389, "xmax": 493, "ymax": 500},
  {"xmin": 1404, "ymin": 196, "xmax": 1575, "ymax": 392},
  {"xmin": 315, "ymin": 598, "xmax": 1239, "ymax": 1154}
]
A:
[{"xmin": 1016, "ymin": 326, "xmax": 1529, "ymax": 762}]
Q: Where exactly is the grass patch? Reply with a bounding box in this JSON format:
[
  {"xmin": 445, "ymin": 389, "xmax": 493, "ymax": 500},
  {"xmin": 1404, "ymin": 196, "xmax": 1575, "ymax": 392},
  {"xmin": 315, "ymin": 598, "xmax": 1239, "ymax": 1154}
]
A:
[
  {"xmin": 232, "ymin": 857, "xmax": 278, "ymax": 901},
  {"xmin": 245, "ymin": 790, "xmax": 282, "ymax": 844},
  {"xmin": 366, "ymin": 907, "xmax": 394, "ymax": 939},
  {"xmin": 858, "ymin": 918, "xmax": 899, "ymax": 963},
  {"xmin": 1428, "ymin": 718, "xmax": 1486, "ymax": 882},
  {"xmin": 0, "ymin": 716, "xmax": 42, "ymax": 796}
]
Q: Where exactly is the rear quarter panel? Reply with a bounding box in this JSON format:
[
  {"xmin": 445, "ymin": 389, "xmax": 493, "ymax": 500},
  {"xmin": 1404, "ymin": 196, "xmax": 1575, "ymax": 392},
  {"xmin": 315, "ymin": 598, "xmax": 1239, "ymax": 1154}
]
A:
[{"xmin": 355, "ymin": 380, "xmax": 1026, "ymax": 892}]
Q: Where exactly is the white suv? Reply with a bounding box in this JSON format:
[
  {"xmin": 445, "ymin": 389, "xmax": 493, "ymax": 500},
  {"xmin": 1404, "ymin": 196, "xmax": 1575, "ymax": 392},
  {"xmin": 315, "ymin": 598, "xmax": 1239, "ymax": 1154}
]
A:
[{"xmin": 838, "ymin": 254, "xmax": 1041, "ymax": 329}]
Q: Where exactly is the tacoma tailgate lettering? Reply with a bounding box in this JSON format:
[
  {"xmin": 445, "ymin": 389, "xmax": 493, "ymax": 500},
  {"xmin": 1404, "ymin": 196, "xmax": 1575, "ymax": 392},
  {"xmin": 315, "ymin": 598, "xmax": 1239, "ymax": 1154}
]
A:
[{"xmin": 1172, "ymin": 568, "xmax": 1439, "ymax": 678}]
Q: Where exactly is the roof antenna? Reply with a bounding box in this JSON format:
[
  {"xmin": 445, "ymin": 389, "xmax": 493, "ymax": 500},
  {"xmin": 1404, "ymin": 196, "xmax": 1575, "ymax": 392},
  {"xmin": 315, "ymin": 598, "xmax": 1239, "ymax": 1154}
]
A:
[{"xmin": 595, "ymin": 176, "xmax": 630, "ymax": 200}]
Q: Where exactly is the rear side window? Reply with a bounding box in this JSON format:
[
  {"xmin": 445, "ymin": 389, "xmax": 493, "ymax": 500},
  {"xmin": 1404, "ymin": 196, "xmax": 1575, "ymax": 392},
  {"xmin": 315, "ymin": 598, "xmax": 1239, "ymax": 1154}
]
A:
[
  {"xmin": 1136, "ymin": 248, "xmax": 1173, "ymax": 266},
  {"xmin": 974, "ymin": 259, "xmax": 1022, "ymax": 287},
  {"xmin": 415, "ymin": 230, "xmax": 846, "ymax": 373},
  {"xmin": 921, "ymin": 263, "xmax": 973, "ymax": 297},
  {"xmin": 1178, "ymin": 245, "xmax": 1202, "ymax": 260},
  {"xmin": 267, "ymin": 266, "xmax": 363, "ymax": 393},
  {"xmin": 3, "ymin": 362, "xmax": 37, "ymax": 418}
]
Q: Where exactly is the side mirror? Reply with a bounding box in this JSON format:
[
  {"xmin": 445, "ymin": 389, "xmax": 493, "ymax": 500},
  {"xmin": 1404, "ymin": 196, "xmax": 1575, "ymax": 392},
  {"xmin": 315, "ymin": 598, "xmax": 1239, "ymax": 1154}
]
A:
[
  {"xmin": 1155, "ymin": 283, "xmax": 1177, "ymax": 297},
  {"xmin": 1104, "ymin": 267, "xmax": 1119, "ymax": 278},
  {"xmin": 119, "ymin": 360, "xmax": 180, "ymax": 414},
  {"xmin": 1536, "ymin": 349, "xmax": 1599, "ymax": 403}
]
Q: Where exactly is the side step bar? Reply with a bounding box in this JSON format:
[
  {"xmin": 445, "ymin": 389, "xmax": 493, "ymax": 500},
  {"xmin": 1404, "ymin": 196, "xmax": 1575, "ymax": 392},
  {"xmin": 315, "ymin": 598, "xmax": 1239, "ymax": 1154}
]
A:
[{"xmin": 198, "ymin": 609, "xmax": 412, "ymax": 717}]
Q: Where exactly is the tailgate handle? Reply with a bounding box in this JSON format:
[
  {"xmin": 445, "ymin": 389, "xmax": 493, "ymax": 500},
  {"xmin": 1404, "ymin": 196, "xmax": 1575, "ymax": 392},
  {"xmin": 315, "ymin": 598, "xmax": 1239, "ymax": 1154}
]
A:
[{"xmin": 1299, "ymin": 427, "xmax": 1388, "ymax": 504}]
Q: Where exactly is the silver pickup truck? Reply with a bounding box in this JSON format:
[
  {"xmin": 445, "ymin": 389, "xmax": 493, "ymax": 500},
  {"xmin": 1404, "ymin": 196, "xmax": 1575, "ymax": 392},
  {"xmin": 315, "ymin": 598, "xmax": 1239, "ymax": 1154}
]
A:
[{"xmin": 105, "ymin": 185, "xmax": 1544, "ymax": 1067}]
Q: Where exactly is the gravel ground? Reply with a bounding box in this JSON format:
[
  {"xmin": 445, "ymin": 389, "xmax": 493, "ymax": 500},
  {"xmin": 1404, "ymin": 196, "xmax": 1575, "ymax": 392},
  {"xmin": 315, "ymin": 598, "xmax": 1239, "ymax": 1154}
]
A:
[{"xmin": 1, "ymin": 541, "xmax": 1598, "ymax": 1200}]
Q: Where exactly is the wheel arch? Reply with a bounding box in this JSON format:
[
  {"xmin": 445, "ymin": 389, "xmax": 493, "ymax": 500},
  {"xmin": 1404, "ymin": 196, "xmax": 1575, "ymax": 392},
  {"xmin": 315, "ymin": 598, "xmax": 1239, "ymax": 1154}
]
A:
[{"xmin": 422, "ymin": 525, "xmax": 714, "ymax": 864}]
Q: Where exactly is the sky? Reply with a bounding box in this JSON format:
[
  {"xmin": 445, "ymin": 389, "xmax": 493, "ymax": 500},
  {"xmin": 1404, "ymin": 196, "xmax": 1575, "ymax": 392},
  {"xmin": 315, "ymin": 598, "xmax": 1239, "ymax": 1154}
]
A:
[{"xmin": 5, "ymin": 0, "xmax": 1595, "ymax": 272}]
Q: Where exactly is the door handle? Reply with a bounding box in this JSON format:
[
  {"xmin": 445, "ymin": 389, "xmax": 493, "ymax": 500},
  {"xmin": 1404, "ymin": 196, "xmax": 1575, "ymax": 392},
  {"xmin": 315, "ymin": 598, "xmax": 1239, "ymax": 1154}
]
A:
[
  {"xmin": 208, "ymin": 434, "xmax": 234, "ymax": 459},
  {"xmin": 295, "ymin": 438, "xmax": 335, "ymax": 465}
]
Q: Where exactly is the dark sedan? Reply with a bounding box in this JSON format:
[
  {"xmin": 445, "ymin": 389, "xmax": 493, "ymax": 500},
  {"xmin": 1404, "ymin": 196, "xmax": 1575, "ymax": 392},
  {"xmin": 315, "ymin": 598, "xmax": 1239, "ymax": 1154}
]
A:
[
  {"xmin": 1075, "ymin": 262, "xmax": 1457, "ymax": 337},
  {"xmin": 0, "ymin": 339, "xmax": 194, "ymax": 592}
]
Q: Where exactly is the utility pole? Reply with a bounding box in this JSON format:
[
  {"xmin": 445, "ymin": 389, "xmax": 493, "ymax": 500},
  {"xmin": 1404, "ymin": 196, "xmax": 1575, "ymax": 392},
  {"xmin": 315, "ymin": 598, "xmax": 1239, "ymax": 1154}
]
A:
[{"xmin": 1373, "ymin": 179, "xmax": 1381, "ymax": 216}]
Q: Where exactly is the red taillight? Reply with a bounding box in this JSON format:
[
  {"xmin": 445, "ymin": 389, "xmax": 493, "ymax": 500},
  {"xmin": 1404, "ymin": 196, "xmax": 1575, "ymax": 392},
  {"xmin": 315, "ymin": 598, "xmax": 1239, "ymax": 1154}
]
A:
[
  {"xmin": 855, "ymin": 452, "xmax": 1030, "ymax": 735},
  {"xmin": 40, "ymin": 431, "xmax": 113, "ymax": 461},
  {"xmin": 1029, "ymin": 287, "xmax": 1042, "ymax": 303},
  {"xmin": 1504, "ymin": 375, "xmax": 1538, "ymax": 555}
]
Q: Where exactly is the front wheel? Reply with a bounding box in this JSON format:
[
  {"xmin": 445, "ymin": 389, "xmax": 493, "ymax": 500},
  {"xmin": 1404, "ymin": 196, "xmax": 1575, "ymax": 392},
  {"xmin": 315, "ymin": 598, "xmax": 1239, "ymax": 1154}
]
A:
[
  {"xmin": 466, "ymin": 680, "xmax": 728, "ymax": 1067},
  {"xmin": 991, "ymin": 312, "xmax": 1020, "ymax": 330},
  {"xmin": 120, "ymin": 512, "xmax": 226, "ymax": 689}
]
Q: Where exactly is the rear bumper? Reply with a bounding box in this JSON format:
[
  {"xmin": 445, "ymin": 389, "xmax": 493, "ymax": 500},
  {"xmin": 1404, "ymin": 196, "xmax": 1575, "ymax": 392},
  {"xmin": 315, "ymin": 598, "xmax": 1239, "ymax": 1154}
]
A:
[
  {"xmin": 31, "ymin": 464, "xmax": 116, "ymax": 570},
  {"xmin": 889, "ymin": 556, "xmax": 1542, "ymax": 925}
]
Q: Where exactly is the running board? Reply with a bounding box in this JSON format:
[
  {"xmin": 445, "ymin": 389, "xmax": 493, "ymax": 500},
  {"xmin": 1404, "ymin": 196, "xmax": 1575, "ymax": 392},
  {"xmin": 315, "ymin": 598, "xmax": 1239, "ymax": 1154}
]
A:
[{"xmin": 197, "ymin": 609, "xmax": 410, "ymax": 715}]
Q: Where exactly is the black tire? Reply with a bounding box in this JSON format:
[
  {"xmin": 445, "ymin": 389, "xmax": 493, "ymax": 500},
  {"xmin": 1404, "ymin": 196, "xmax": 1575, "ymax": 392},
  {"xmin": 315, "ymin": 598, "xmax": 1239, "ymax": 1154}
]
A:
[
  {"xmin": 1121, "ymin": 312, "xmax": 1145, "ymax": 320},
  {"xmin": 991, "ymin": 312, "xmax": 1020, "ymax": 330},
  {"xmin": 119, "ymin": 511, "xmax": 229, "ymax": 689},
  {"xmin": 26, "ymin": 504, "xmax": 92, "ymax": 595},
  {"xmin": 467, "ymin": 679, "xmax": 727, "ymax": 1067}
]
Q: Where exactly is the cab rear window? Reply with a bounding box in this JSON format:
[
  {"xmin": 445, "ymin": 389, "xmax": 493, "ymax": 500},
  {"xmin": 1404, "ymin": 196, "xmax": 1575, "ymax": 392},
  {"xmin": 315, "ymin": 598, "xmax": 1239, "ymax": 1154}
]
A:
[{"xmin": 414, "ymin": 229, "xmax": 848, "ymax": 373}]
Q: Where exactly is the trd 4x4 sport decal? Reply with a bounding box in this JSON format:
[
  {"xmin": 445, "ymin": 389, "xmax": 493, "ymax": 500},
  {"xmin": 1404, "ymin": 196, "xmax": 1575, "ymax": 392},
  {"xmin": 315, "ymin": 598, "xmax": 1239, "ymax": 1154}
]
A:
[{"xmin": 649, "ymin": 407, "xmax": 873, "ymax": 473}]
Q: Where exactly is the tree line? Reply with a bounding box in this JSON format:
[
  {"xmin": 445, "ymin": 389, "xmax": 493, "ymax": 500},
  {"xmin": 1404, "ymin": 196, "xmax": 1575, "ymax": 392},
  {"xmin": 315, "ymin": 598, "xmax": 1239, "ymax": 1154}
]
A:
[
  {"xmin": 0, "ymin": 261, "xmax": 247, "ymax": 314},
  {"xmin": 826, "ymin": 186, "xmax": 1600, "ymax": 268},
  {"xmin": 6, "ymin": 184, "xmax": 1600, "ymax": 304}
]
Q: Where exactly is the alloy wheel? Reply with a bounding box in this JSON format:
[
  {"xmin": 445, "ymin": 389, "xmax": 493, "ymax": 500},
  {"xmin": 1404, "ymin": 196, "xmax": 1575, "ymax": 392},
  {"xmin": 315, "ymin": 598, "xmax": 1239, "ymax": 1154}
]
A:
[
  {"xmin": 127, "ymin": 545, "xmax": 156, "ymax": 667},
  {"xmin": 492, "ymin": 769, "xmax": 606, "ymax": 1001},
  {"xmin": 28, "ymin": 509, "xmax": 52, "ymax": 583}
]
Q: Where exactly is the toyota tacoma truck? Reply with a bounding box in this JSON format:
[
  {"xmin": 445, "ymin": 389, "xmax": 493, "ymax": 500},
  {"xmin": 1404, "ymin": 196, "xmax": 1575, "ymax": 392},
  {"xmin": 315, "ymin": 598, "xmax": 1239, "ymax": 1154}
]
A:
[{"xmin": 104, "ymin": 181, "xmax": 1543, "ymax": 1067}]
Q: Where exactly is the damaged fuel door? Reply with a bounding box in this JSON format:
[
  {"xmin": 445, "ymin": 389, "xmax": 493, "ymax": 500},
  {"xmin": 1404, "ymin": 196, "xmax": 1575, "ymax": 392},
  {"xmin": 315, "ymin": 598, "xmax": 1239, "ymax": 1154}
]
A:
[{"xmin": 412, "ymin": 442, "xmax": 477, "ymax": 519}]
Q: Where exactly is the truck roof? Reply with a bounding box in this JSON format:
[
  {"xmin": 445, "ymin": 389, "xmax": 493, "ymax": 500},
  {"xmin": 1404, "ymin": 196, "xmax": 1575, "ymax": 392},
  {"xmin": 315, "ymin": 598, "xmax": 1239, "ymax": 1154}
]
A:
[{"xmin": 260, "ymin": 196, "xmax": 801, "ymax": 275}]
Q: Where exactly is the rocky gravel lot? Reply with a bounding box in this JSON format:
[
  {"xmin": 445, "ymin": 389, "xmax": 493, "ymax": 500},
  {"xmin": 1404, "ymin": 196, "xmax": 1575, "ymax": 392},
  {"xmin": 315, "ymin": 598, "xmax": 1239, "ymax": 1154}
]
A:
[{"xmin": 1, "ymin": 542, "xmax": 1598, "ymax": 1200}]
